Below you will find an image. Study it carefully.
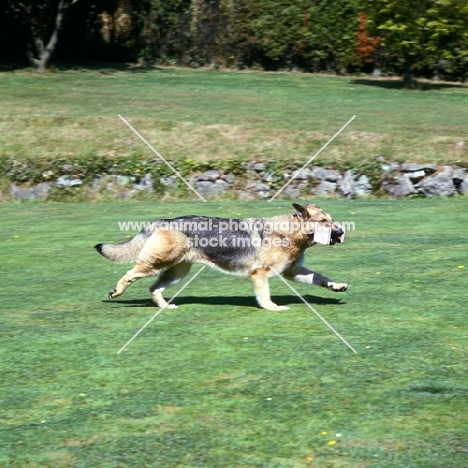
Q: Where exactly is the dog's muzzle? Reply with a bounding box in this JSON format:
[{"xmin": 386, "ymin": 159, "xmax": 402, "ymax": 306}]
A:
[{"xmin": 330, "ymin": 227, "xmax": 344, "ymax": 245}]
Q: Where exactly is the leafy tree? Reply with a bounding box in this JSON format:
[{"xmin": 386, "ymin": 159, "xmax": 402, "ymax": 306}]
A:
[
  {"xmin": 6, "ymin": 0, "xmax": 82, "ymax": 71},
  {"xmin": 366, "ymin": 0, "xmax": 468, "ymax": 86},
  {"xmin": 357, "ymin": 11, "xmax": 381, "ymax": 73},
  {"xmin": 224, "ymin": 0, "xmax": 361, "ymax": 72},
  {"xmin": 132, "ymin": 0, "xmax": 191, "ymax": 64},
  {"xmin": 306, "ymin": 0, "xmax": 361, "ymax": 73},
  {"xmin": 189, "ymin": 0, "xmax": 221, "ymax": 66},
  {"xmin": 426, "ymin": 0, "xmax": 468, "ymax": 82},
  {"xmin": 248, "ymin": 0, "xmax": 310, "ymax": 69},
  {"xmin": 221, "ymin": 0, "xmax": 259, "ymax": 67}
]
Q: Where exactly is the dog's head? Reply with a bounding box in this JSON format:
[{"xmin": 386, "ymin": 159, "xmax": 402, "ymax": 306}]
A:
[{"xmin": 292, "ymin": 203, "xmax": 344, "ymax": 245}]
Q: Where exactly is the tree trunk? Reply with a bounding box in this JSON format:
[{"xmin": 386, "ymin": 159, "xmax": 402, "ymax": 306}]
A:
[
  {"xmin": 28, "ymin": 0, "xmax": 78, "ymax": 72},
  {"xmin": 403, "ymin": 55, "xmax": 415, "ymax": 88},
  {"xmin": 28, "ymin": 37, "xmax": 53, "ymax": 72}
]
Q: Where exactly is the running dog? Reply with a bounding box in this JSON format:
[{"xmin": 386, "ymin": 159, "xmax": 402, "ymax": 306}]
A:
[{"xmin": 95, "ymin": 203, "xmax": 348, "ymax": 311}]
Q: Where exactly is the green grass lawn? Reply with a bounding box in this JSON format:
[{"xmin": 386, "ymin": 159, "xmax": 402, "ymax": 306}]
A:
[
  {"xmin": 1, "ymin": 199, "xmax": 467, "ymax": 467},
  {"xmin": 0, "ymin": 68, "xmax": 467, "ymax": 166}
]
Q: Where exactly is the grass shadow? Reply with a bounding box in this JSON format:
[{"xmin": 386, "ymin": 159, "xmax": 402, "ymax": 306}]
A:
[
  {"xmin": 104, "ymin": 294, "xmax": 346, "ymax": 308},
  {"xmin": 61, "ymin": 61, "xmax": 162, "ymax": 73},
  {"xmin": 0, "ymin": 61, "xmax": 162, "ymax": 74},
  {"xmin": 350, "ymin": 78, "xmax": 464, "ymax": 91}
]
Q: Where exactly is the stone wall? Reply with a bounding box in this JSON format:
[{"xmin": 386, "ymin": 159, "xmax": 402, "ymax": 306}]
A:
[{"xmin": 5, "ymin": 160, "xmax": 468, "ymax": 201}]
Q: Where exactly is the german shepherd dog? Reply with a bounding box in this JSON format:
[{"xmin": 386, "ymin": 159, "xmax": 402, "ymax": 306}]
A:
[{"xmin": 95, "ymin": 203, "xmax": 348, "ymax": 311}]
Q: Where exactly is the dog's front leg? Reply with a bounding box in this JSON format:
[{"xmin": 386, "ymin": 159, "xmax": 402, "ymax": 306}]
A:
[
  {"xmin": 283, "ymin": 265, "xmax": 348, "ymax": 292},
  {"xmin": 251, "ymin": 268, "xmax": 289, "ymax": 311}
]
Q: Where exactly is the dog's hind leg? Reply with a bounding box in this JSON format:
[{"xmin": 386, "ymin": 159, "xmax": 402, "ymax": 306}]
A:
[
  {"xmin": 108, "ymin": 229, "xmax": 189, "ymax": 301},
  {"xmin": 251, "ymin": 268, "xmax": 289, "ymax": 311},
  {"xmin": 283, "ymin": 265, "xmax": 348, "ymax": 292},
  {"xmin": 150, "ymin": 263, "xmax": 192, "ymax": 308},
  {"xmin": 108, "ymin": 262, "xmax": 159, "ymax": 299}
]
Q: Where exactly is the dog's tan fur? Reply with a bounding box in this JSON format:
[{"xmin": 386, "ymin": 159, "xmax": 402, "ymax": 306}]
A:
[{"xmin": 95, "ymin": 203, "xmax": 348, "ymax": 311}]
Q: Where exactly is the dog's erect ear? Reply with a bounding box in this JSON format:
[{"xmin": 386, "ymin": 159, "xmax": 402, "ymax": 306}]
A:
[{"xmin": 292, "ymin": 203, "xmax": 308, "ymax": 219}]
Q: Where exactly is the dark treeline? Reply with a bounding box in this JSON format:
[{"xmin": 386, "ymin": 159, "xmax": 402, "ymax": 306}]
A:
[{"xmin": 1, "ymin": 0, "xmax": 468, "ymax": 84}]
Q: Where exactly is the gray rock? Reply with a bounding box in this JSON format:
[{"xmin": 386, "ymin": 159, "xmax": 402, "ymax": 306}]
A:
[
  {"xmin": 223, "ymin": 173, "xmax": 235, "ymax": 184},
  {"xmin": 197, "ymin": 170, "xmax": 220, "ymax": 181},
  {"xmin": 310, "ymin": 167, "xmax": 340, "ymax": 181},
  {"xmin": 160, "ymin": 175, "xmax": 177, "ymax": 187},
  {"xmin": 382, "ymin": 163, "xmax": 399, "ymax": 173},
  {"xmin": 92, "ymin": 177, "xmax": 102, "ymax": 191},
  {"xmin": 252, "ymin": 162, "xmax": 266, "ymax": 172},
  {"xmin": 284, "ymin": 186, "xmax": 302, "ymax": 199},
  {"xmin": 262, "ymin": 171, "xmax": 277, "ymax": 183},
  {"xmin": 440, "ymin": 165, "xmax": 453, "ymax": 177},
  {"xmin": 291, "ymin": 168, "xmax": 310, "ymax": 180},
  {"xmin": 337, "ymin": 170, "xmax": 355, "ymax": 198},
  {"xmin": 400, "ymin": 163, "xmax": 438, "ymax": 174},
  {"xmin": 453, "ymin": 168, "xmax": 466, "ymax": 183},
  {"xmin": 459, "ymin": 178, "xmax": 468, "ymax": 195},
  {"xmin": 419, "ymin": 172, "xmax": 454, "ymax": 197},
  {"xmin": 354, "ymin": 175, "xmax": 372, "ymax": 197},
  {"xmin": 10, "ymin": 182, "xmax": 51, "ymax": 200},
  {"xmin": 37, "ymin": 183, "xmax": 51, "ymax": 198},
  {"xmin": 315, "ymin": 181, "xmax": 337, "ymax": 196},
  {"xmin": 62, "ymin": 164, "xmax": 74, "ymax": 173},
  {"xmin": 140, "ymin": 173, "xmax": 154, "ymax": 192},
  {"xmin": 195, "ymin": 179, "xmax": 229, "ymax": 196},
  {"xmin": 56, "ymin": 176, "xmax": 82, "ymax": 188},
  {"xmin": 116, "ymin": 175, "xmax": 130, "ymax": 186},
  {"xmin": 383, "ymin": 174, "xmax": 416, "ymax": 197},
  {"xmin": 194, "ymin": 181, "xmax": 213, "ymax": 194},
  {"xmin": 245, "ymin": 181, "xmax": 271, "ymax": 199},
  {"xmin": 408, "ymin": 170, "xmax": 426, "ymax": 182},
  {"xmin": 249, "ymin": 182, "xmax": 271, "ymax": 192},
  {"xmin": 133, "ymin": 173, "xmax": 153, "ymax": 192}
]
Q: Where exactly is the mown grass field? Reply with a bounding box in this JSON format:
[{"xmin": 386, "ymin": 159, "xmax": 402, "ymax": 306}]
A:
[
  {"xmin": 0, "ymin": 68, "xmax": 467, "ymax": 166},
  {"xmin": 1, "ymin": 199, "xmax": 467, "ymax": 467}
]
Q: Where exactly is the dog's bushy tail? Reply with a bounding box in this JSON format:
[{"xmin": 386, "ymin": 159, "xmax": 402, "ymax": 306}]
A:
[{"xmin": 95, "ymin": 232, "xmax": 146, "ymax": 263}]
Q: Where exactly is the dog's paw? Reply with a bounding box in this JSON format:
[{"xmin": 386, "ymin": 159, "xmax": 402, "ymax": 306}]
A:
[
  {"xmin": 108, "ymin": 290, "xmax": 116, "ymax": 299},
  {"xmin": 262, "ymin": 303, "xmax": 289, "ymax": 311},
  {"xmin": 328, "ymin": 282, "xmax": 348, "ymax": 292},
  {"xmin": 162, "ymin": 303, "xmax": 178, "ymax": 309}
]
